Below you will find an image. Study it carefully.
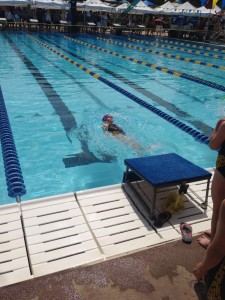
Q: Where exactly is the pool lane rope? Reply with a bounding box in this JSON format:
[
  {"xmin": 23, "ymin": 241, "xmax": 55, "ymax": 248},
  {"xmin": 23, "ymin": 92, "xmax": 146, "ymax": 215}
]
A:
[
  {"xmin": 97, "ymin": 37, "xmax": 225, "ymax": 71},
  {"xmin": 26, "ymin": 34, "xmax": 210, "ymax": 146},
  {"xmin": 154, "ymin": 37, "xmax": 225, "ymax": 53},
  {"xmin": 64, "ymin": 36, "xmax": 225, "ymax": 92},
  {"xmin": 128, "ymin": 37, "xmax": 225, "ymax": 60},
  {"xmin": 0, "ymin": 86, "xmax": 26, "ymax": 199}
]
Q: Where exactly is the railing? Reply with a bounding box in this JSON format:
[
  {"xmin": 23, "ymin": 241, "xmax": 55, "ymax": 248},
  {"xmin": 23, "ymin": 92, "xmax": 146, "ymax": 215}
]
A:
[{"xmin": 1, "ymin": 20, "xmax": 224, "ymax": 44}]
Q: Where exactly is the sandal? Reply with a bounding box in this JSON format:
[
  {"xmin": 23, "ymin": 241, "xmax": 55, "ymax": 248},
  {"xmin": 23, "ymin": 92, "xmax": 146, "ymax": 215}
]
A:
[
  {"xmin": 154, "ymin": 212, "xmax": 171, "ymax": 228},
  {"xmin": 180, "ymin": 222, "xmax": 192, "ymax": 244}
]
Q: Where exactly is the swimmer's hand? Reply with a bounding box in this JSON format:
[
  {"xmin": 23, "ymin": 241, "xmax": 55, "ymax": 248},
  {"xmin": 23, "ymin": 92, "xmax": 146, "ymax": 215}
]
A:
[
  {"xmin": 147, "ymin": 144, "xmax": 161, "ymax": 151},
  {"xmin": 102, "ymin": 124, "xmax": 108, "ymax": 132}
]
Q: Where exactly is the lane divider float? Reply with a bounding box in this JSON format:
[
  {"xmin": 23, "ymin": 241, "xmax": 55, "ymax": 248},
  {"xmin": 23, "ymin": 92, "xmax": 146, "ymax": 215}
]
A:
[
  {"xmin": 27, "ymin": 33, "xmax": 210, "ymax": 146},
  {"xmin": 154, "ymin": 37, "xmax": 225, "ymax": 53},
  {"xmin": 128, "ymin": 37, "xmax": 225, "ymax": 60},
  {"xmin": 65, "ymin": 35, "xmax": 225, "ymax": 92},
  {"xmin": 97, "ymin": 36, "xmax": 225, "ymax": 71},
  {"xmin": 0, "ymin": 86, "xmax": 26, "ymax": 199}
]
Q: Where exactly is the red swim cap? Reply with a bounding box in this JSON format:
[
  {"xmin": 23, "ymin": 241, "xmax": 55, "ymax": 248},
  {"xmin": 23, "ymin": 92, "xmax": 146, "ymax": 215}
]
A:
[{"xmin": 102, "ymin": 114, "xmax": 112, "ymax": 122}]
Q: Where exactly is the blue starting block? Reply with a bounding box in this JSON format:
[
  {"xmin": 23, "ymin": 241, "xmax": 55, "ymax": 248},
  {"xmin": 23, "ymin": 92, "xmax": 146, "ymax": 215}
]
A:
[{"xmin": 123, "ymin": 153, "xmax": 212, "ymax": 216}]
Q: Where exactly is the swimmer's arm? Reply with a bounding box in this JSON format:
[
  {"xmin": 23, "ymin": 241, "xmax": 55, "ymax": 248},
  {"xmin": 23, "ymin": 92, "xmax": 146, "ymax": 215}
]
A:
[{"xmin": 102, "ymin": 124, "xmax": 108, "ymax": 132}]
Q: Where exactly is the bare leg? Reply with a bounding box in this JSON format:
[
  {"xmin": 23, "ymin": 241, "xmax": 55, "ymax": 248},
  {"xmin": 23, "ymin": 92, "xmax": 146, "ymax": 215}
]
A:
[
  {"xmin": 116, "ymin": 135, "xmax": 141, "ymax": 149},
  {"xmin": 198, "ymin": 170, "xmax": 225, "ymax": 248},
  {"xmin": 210, "ymin": 170, "xmax": 225, "ymax": 239}
]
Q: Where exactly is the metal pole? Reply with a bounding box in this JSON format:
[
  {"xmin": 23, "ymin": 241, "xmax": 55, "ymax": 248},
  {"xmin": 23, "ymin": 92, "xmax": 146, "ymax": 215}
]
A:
[{"xmin": 204, "ymin": 9, "xmax": 211, "ymax": 42}]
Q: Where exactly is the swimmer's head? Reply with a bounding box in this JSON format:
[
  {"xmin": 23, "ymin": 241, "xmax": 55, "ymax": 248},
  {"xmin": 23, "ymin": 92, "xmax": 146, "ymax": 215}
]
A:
[{"xmin": 102, "ymin": 114, "xmax": 113, "ymax": 122}]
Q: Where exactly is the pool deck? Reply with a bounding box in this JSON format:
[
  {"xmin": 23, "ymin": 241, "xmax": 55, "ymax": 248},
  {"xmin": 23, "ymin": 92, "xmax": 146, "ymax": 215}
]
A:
[{"xmin": 0, "ymin": 167, "xmax": 214, "ymax": 298}]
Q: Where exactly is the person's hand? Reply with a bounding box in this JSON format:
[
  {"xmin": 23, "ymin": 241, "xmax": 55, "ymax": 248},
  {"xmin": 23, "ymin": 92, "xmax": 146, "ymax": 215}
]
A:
[{"xmin": 193, "ymin": 262, "xmax": 206, "ymax": 281}]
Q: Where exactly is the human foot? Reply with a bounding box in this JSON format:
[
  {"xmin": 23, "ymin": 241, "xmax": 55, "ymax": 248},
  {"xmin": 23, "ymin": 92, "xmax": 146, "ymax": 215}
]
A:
[
  {"xmin": 197, "ymin": 236, "xmax": 210, "ymax": 249},
  {"xmin": 203, "ymin": 229, "xmax": 211, "ymax": 237}
]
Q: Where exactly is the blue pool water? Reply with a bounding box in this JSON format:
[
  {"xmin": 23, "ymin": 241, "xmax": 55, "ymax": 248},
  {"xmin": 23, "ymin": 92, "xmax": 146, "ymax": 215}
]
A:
[{"xmin": 0, "ymin": 31, "xmax": 224, "ymax": 205}]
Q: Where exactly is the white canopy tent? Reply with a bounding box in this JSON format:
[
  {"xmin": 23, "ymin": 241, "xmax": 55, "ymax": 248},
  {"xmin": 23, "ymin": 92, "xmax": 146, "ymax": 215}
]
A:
[
  {"xmin": 130, "ymin": 0, "xmax": 155, "ymax": 14},
  {"xmin": 0, "ymin": 0, "xmax": 31, "ymax": 6},
  {"xmin": 197, "ymin": 4, "xmax": 221, "ymax": 16},
  {"xmin": 0, "ymin": 0, "xmax": 70, "ymax": 8},
  {"xmin": 162, "ymin": 1, "xmax": 202, "ymax": 16},
  {"xmin": 156, "ymin": 1, "xmax": 222, "ymax": 17},
  {"xmin": 115, "ymin": 1, "xmax": 128, "ymax": 13},
  {"xmin": 76, "ymin": 2, "xmax": 84, "ymax": 10},
  {"xmin": 175, "ymin": 1, "xmax": 196, "ymax": 9},
  {"xmin": 116, "ymin": 1, "xmax": 155, "ymax": 15},
  {"xmin": 33, "ymin": 0, "xmax": 70, "ymax": 9},
  {"xmin": 77, "ymin": 0, "xmax": 116, "ymax": 12},
  {"xmin": 154, "ymin": 1, "xmax": 174, "ymax": 13}
]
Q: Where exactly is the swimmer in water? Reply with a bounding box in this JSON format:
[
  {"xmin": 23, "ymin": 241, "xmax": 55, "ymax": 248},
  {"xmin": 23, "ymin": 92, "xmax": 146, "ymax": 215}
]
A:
[
  {"xmin": 102, "ymin": 114, "xmax": 156, "ymax": 151},
  {"xmin": 102, "ymin": 114, "xmax": 126, "ymax": 136}
]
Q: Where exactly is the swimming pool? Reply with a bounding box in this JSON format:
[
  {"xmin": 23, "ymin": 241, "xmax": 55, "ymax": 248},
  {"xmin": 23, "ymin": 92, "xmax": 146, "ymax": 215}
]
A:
[{"xmin": 0, "ymin": 31, "xmax": 224, "ymax": 205}]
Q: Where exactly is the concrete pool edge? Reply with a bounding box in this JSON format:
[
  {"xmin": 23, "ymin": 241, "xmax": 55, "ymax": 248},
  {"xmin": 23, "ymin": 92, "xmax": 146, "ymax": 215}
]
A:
[{"xmin": 0, "ymin": 169, "xmax": 213, "ymax": 287}]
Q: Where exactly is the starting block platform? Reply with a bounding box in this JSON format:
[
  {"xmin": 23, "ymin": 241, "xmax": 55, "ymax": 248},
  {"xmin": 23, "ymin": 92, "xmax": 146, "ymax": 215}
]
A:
[{"xmin": 123, "ymin": 153, "xmax": 212, "ymax": 216}]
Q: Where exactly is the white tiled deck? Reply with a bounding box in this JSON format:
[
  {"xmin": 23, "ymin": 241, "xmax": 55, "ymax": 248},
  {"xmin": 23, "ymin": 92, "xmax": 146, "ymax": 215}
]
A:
[{"xmin": 0, "ymin": 168, "xmax": 214, "ymax": 287}]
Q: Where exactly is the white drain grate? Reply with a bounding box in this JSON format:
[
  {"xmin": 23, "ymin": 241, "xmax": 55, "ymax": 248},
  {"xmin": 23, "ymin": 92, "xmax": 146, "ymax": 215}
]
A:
[
  {"xmin": 76, "ymin": 185, "xmax": 180, "ymax": 258},
  {"xmin": 0, "ymin": 204, "xmax": 32, "ymax": 287},
  {"xmin": 21, "ymin": 193, "xmax": 103, "ymax": 277},
  {"xmin": 0, "ymin": 169, "xmax": 214, "ymax": 286}
]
